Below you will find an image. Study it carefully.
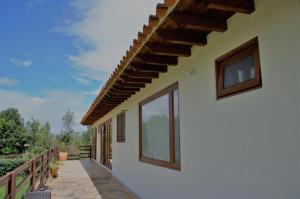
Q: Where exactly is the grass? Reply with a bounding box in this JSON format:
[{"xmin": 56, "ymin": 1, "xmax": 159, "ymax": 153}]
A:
[{"xmin": 0, "ymin": 176, "xmax": 31, "ymax": 199}]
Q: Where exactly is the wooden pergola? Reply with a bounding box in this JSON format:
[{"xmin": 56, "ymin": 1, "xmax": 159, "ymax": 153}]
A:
[{"xmin": 81, "ymin": 0, "xmax": 255, "ymax": 125}]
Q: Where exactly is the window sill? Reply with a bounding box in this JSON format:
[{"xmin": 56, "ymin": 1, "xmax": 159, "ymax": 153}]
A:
[{"xmin": 140, "ymin": 156, "xmax": 181, "ymax": 171}]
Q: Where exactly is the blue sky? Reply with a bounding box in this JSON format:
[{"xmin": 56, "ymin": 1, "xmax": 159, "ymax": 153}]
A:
[
  {"xmin": 0, "ymin": 0, "xmax": 99, "ymax": 96},
  {"xmin": 0, "ymin": 0, "xmax": 160, "ymax": 133}
]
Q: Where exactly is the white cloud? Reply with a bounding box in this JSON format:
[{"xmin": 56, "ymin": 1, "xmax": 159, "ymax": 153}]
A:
[
  {"xmin": 61, "ymin": 0, "xmax": 162, "ymax": 82},
  {"xmin": 0, "ymin": 77, "xmax": 18, "ymax": 86},
  {"xmin": 82, "ymin": 89, "xmax": 99, "ymax": 96},
  {"xmin": 10, "ymin": 58, "xmax": 33, "ymax": 68},
  {"xmin": 0, "ymin": 89, "xmax": 89, "ymax": 133},
  {"xmin": 72, "ymin": 76, "xmax": 91, "ymax": 85}
]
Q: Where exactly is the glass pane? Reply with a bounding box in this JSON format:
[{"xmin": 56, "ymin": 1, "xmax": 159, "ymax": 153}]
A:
[
  {"xmin": 173, "ymin": 89, "xmax": 180, "ymax": 164},
  {"xmin": 142, "ymin": 94, "xmax": 170, "ymax": 161},
  {"xmin": 223, "ymin": 54, "xmax": 255, "ymax": 88}
]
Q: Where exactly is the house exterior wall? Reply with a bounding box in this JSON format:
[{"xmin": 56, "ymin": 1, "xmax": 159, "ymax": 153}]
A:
[{"xmin": 92, "ymin": 0, "xmax": 300, "ymax": 198}]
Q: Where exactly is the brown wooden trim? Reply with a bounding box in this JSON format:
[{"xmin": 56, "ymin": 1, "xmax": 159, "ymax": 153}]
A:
[
  {"xmin": 171, "ymin": 13, "xmax": 227, "ymax": 32},
  {"xmin": 205, "ymin": 0, "xmax": 255, "ymax": 14},
  {"xmin": 157, "ymin": 29, "xmax": 207, "ymax": 46},
  {"xmin": 140, "ymin": 157, "xmax": 180, "ymax": 171},
  {"xmin": 81, "ymin": 0, "xmax": 256, "ymax": 125},
  {"xmin": 139, "ymin": 82, "xmax": 178, "ymax": 106},
  {"xmin": 139, "ymin": 82, "xmax": 180, "ymax": 171},
  {"xmin": 100, "ymin": 119, "xmax": 112, "ymax": 170},
  {"xmin": 117, "ymin": 112, "xmax": 126, "ymax": 143},
  {"xmin": 215, "ymin": 37, "xmax": 262, "ymax": 99}
]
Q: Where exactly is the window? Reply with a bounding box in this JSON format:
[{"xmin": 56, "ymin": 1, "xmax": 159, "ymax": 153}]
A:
[
  {"xmin": 215, "ymin": 37, "xmax": 262, "ymax": 99},
  {"xmin": 139, "ymin": 82, "xmax": 180, "ymax": 170},
  {"xmin": 117, "ymin": 112, "xmax": 126, "ymax": 142}
]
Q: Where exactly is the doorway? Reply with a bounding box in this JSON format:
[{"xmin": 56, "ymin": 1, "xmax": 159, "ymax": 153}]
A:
[{"xmin": 100, "ymin": 119, "xmax": 112, "ymax": 169}]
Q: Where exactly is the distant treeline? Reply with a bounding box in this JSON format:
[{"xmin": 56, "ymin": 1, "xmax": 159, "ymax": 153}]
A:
[{"xmin": 0, "ymin": 108, "xmax": 92, "ymax": 155}]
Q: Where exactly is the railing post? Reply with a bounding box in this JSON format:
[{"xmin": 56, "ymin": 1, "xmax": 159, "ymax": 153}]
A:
[
  {"xmin": 46, "ymin": 150, "xmax": 50, "ymax": 179},
  {"xmin": 31, "ymin": 159, "xmax": 36, "ymax": 191},
  {"xmin": 9, "ymin": 171, "xmax": 16, "ymax": 199},
  {"xmin": 40, "ymin": 154, "xmax": 45, "ymax": 189},
  {"xmin": 90, "ymin": 146, "xmax": 92, "ymax": 160}
]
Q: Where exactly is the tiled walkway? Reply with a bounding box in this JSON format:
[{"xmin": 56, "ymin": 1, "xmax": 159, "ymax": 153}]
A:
[{"xmin": 47, "ymin": 160, "xmax": 139, "ymax": 199}]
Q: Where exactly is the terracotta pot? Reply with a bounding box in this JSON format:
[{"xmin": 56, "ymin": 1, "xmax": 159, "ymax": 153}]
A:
[
  {"xmin": 50, "ymin": 169, "xmax": 58, "ymax": 178},
  {"xmin": 58, "ymin": 152, "xmax": 68, "ymax": 161}
]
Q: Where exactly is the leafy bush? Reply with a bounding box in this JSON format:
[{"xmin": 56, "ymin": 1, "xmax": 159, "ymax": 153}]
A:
[
  {"xmin": 29, "ymin": 145, "xmax": 44, "ymax": 155},
  {"xmin": 0, "ymin": 158, "xmax": 27, "ymax": 176}
]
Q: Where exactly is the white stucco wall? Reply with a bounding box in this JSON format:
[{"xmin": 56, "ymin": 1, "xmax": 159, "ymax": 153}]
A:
[{"xmin": 92, "ymin": 0, "xmax": 300, "ymax": 198}]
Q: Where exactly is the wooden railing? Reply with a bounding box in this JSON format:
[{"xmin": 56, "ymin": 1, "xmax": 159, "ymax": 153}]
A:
[
  {"xmin": 0, "ymin": 148, "xmax": 58, "ymax": 199},
  {"xmin": 67, "ymin": 146, "xmax": 91, "ymax": 160}
]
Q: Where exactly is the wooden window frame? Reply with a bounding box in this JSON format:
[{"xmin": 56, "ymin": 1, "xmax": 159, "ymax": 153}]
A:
[
  {"xmin": 139, "ymin": 82, "xmax": 180, "ymax": 171},
  {"xmin": 215, "ymin": 37, "xmax": 262, "ymax": 99},
  {"xmin": 91, "ymin": 127, "xmax": 97, "ymax": 160},
  {"xmin": 117, "ymin": 112, "xmax": 126, "ymax": 142}
]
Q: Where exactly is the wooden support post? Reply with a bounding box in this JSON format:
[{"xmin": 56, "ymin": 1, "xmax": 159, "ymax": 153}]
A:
[
  {"xmin": 40, "ymin": 154, "xmax": 46, "ymax": 189},
  {"xmin": 10, "ymin": 172, "xmax": 16, "ymax": 199},
  {"xmin": 90, "ymin": 146, "xmax": 92, "ymax": 160},
  {"xmin": 31, "ymin": 159, "xmax": 36, "ymax": 192}
]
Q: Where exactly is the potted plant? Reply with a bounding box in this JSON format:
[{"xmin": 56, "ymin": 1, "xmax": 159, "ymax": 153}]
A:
[
  {"xmin": 49, "ymin": 160, "xmax": 59, "ymax": 178},
  {"xmin": 58, "ymin": 143, "xmax": 68, "ymax": 161}
]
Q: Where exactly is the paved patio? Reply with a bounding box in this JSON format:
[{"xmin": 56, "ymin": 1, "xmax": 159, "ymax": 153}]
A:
[{"xmin": 47, "ymin": 160, "xmax": 139, "ymax": 199}]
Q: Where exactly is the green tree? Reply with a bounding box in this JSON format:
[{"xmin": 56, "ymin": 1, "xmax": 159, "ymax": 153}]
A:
[
  {"xmin": 40, "ymin": 122, "xmax": 52, "ymax": 148},
  {"xmin": 26, "ymin": 118, "xmax": 41, "ymax": 146},
  {"xmin": 60, "ymin": 110, "xmax": 75, "ymax": 144},
  {"xmin": 0, "ymin": 108, "xmax": 31, "ymax": 154},
  {"xmin": 26, "ymin": 119, "xmax": 53, "ymax": 150},
  {"xmin": 80, "ymin": 126, "xmax": 92, "ymax": 145}
]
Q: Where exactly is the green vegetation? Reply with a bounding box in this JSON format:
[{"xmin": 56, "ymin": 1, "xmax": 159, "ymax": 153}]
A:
[
  {"xmin": 0, "ymin": 108, "xmax": 31, "ymax": 155},
  {"xmin": 0, "ymin": 176, "xmax": 30, "ymax": 199},
  {"xmin": 0, "ymin": 108, "xmax": 91, "ymax": 176},
  {"xmin": 0, "ymin": 158, "xmax": 27, "ymax": 176}
]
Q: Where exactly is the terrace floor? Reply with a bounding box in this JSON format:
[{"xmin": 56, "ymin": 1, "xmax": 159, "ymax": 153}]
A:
[{"xmin": 47, "ymin": 160, "xmax": 139, "ymax": 199}]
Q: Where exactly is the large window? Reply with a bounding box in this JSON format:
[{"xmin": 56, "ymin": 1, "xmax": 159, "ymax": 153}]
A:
[
  {"xmin": 139, "ymin": 82, "xmax": 180, "ymax": 170},
  {"xmin": 215, "ymin": 37, "xmax": 262, "ymax": 99}
]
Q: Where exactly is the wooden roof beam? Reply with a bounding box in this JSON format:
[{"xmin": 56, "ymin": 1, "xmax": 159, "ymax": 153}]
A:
[
  {"xmin": 157, "ymin": 29, "xmax": 207, "ymax": 46},
  {"xmin": 107, "ymin": 91, "xmax": 134, "ymax": 97},
  {"xmin": 131, "ymin": 62, "xmax": 168, "ymax": 73},
  {"xmin": 124, "ymin": 70, "xmax": 159, "ymax": 78},
  {"xmin": 171, "ymin": 13, "xmax": 227, "ymax": 32},
  {"xmin": 104, "ymin": 99, "xmax": 125, "ymax": 104},
  {"xmin": 99, "ymin": 102, "xmax": 121, "ymax": 106},
  {"xmin": 110, "ymin": 89, "xmax": 136, "ymax": 95},
  {"xmin": 120, "ymin": 75, "xmax": 152, "ymax": 84},
  {"xmin": 200, "ymin": 0, "xmax": 255, "ymax": 14},
  {"xmin": 102, "ymin": 99, "xmax": 127, "ymax": 103},
  {"xmin": 136, "ymin": 54, "xmax": 178, "ymax": 66},
  {"xmin": 113, "ymin": 86, "xmax": 140, "ymax": 92},
  {"xmin": 116, "ymin": 80, "xmax": 146, "ymax": 88},
  {"xmin": 156, "ymin": 3, "xmax": 168, "ymax": 17},
  {"xmin": 149, "ymin": 15, "xmax": 159, "ymax": 27},
  {"xmin": 147, "ymin": 43, "xmax": 191, "ymax": 57}
]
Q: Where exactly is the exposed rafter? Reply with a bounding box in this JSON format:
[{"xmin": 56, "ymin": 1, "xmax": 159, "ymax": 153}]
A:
[
  {"xmin": 157, "ymin": 29, "xmax": 207, "ymax": 46},
  {"xmin": 81, "ymin": 0, "xmax": 256, "ymax": 125},
  {"xmin": 131, "ymin": 63, "xmax": 168, "ymax": 72},
  {"xmin": 136, "ymin": 54, "xmax": 178, "ymax": 65},
  {"xmin": 197, "ymin": 0, "xmax": 255, "ymax": 14},
  {"xmin": 120, "ymin": 75, "xmax": 152, "ymax": 84},
  {"xmin": 124, "ymin": 70, "xmax": 159, "ymax": 78},
  {"xmin": 148, "ymin": 43, "xmax": 191, "ymax": 57},
  {"xmin": 171, "ymin": 13, "xmax": 227, "ymax": 32}
]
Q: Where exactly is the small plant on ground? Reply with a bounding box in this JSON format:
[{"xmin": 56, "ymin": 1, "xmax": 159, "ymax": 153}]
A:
[{"xmin": 48, "ymin": 160, "xmax": 59, "ymax": 178}]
